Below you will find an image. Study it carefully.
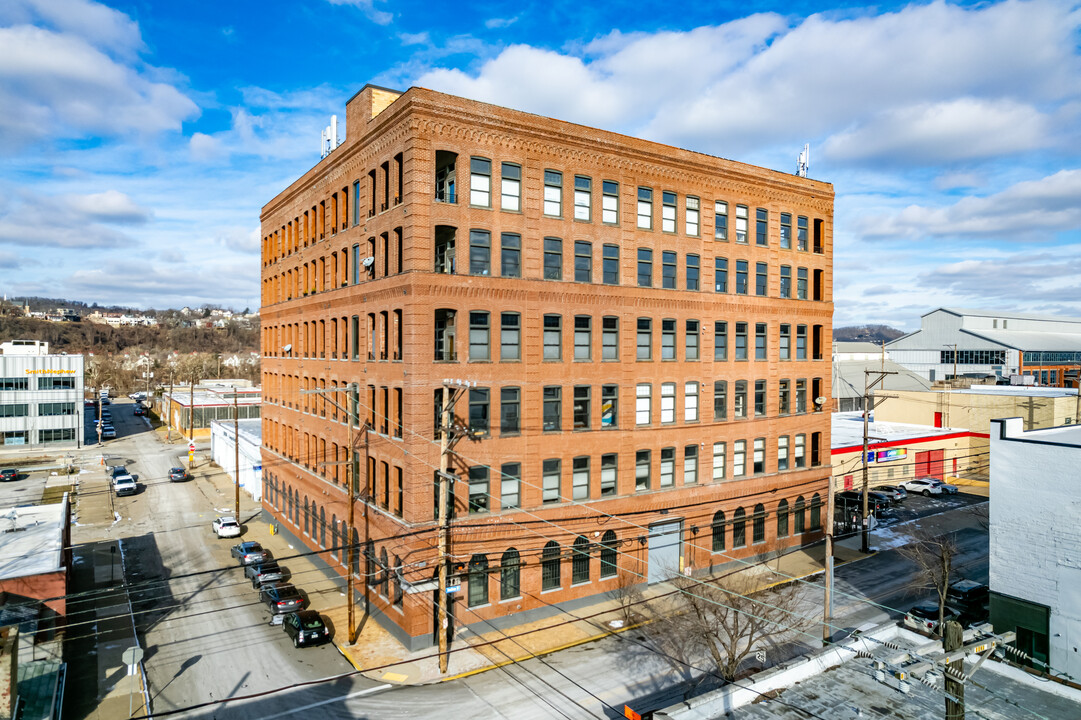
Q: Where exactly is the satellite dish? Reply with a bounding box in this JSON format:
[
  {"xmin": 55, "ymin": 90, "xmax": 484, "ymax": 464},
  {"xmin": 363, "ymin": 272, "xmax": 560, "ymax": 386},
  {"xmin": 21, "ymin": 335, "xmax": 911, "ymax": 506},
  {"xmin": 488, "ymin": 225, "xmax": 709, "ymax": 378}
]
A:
[
  {"xmin": 282, "ymin": 344, "xmax": 292, "ymax": 353},
  {"xmin": 361, "ymin": 256, "xmax": 375, "ymax": 268},
  {"xmin": 815, "ymin": 396, "xmax": 827, "ymax": 405}
]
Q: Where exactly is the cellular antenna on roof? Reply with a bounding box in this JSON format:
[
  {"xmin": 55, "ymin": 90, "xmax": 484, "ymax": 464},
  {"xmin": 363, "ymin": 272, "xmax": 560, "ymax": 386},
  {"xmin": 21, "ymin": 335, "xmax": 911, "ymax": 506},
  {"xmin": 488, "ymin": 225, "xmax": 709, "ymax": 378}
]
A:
[
  {"xmin": 320, "ymin": 115, "xmax": 343, "ymax": 159},
  {"xmin": 796, "ymin": 143, "xmax": 810, "ymax": 178}
]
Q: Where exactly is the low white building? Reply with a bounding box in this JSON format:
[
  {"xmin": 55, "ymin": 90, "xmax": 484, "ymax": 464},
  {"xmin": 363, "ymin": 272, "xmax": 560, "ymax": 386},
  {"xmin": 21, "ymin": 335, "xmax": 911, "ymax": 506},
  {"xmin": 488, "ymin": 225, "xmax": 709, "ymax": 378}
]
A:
[
  {"xmin": 0, "ymin": 341, "xmax": 84, "ymax": 449},
  {"xmin": 210, "ymin": 418, "xmax": 262, "ymax": 501},
  {"xmin": 989, "ymin": 417, "xmax": 1081, "ymax": 679}
]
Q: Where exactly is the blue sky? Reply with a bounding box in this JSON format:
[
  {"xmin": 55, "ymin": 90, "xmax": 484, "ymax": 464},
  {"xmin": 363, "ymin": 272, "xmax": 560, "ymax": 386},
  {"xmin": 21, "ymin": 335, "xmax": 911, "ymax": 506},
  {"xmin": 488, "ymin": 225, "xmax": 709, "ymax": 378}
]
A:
[{"xmin": 1, "ymin": 0, "xmax": 1079, "ymax": 330}]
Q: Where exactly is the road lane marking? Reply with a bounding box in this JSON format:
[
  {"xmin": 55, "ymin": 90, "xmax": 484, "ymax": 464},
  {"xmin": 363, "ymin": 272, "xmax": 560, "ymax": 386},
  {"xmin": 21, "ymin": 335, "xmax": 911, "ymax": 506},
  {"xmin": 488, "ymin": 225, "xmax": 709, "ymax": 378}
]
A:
[{"xmin": 251, "ymin": 683, "xmax": 393, "ymax": 719}]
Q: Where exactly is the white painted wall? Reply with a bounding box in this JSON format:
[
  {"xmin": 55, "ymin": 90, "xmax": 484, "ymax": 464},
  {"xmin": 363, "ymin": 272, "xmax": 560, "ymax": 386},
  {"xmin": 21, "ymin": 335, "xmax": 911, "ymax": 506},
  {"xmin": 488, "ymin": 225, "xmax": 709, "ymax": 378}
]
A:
[
  {"xmin": 990, "ymin": 417, "xmax": 1081, "ymax": 680},
  {"xmin": 210, "ymin": 419, "xmax": 262, "ymax": 501}
]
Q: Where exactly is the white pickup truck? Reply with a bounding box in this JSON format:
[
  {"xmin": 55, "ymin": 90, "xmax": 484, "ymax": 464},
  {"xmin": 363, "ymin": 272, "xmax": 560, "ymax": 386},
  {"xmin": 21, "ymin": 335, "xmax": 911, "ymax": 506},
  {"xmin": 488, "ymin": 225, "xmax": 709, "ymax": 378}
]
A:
[{"xmin": 113, "ymin": 475, "xmax": 137, "ymax": 497}]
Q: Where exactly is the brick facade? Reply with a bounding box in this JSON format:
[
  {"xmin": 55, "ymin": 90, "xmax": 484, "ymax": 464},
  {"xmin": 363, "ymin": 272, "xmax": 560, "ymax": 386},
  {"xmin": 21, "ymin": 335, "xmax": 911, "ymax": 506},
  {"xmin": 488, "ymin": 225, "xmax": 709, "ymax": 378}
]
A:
[{"xmin": 260, "ymin": 84, "xmax": 834, "ymax": 649}]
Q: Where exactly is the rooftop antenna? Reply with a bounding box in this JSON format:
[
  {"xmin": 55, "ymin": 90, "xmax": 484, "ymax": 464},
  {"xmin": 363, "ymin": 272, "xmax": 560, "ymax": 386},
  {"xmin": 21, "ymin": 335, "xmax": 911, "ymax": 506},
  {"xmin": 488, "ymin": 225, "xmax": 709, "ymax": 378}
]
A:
[
  {"xmin": 320, "ymin": 115, "xmax": 344, "ymax": 159},
  {"xmin": 796, "ymin": 143, "xmax": 809, "ymax": 178}
]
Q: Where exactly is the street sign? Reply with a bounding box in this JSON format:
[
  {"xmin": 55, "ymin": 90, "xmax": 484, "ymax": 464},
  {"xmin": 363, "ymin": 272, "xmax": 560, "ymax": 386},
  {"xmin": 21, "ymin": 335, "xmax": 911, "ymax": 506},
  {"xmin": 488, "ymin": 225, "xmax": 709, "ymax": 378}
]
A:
[
  {"xmin": 122, "ymin": 646, "xmax": 144, "ymax": 673},
  {"xmin": 188, "ymin": 441, "xmax": 195, "ymax": 451},
  {"xmin": 253, "ymin": 464, "xmax": 262, "ymax": 472},
  {"xmin": 445, "ymin": 584, "xmax": 460, "ymax": 593}
]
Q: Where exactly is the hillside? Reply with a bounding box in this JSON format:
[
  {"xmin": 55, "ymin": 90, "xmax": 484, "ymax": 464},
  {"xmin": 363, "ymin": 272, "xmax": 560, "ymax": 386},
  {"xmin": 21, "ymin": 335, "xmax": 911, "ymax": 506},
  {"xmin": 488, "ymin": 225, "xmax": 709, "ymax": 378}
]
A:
[
  {"xmin": 0, "ymin": 316, "xmax": 258, "ymax": 355},
  {"xmin": 834, "ymin": 324, "xmax": 905, "ymax": 344}
]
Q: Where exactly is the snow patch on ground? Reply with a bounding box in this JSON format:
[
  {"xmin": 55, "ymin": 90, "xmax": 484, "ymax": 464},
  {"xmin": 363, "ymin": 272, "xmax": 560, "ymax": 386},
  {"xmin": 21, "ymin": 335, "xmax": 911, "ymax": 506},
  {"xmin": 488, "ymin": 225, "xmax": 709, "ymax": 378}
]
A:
[{"xmin": 113, "ymin": 511, "xmax": 122, "ymax": 525}]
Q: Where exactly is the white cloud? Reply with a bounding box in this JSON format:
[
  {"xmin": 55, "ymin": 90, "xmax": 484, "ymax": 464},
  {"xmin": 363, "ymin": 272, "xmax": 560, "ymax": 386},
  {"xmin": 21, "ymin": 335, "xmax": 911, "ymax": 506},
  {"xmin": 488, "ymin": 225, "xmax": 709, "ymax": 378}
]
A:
[
  {"xmin": 0, "ymin": 188, "xmax": 149, "ymax": 247},
  {"xmin": 399, "ymin": 31, "xmax": 429, "ymax": 46},
  {"xmin": 325, "ymin": 0, "xmax": 392, "ymax": 26},
  {"xmin": 189, "ymin": 132, "xmax": 222, "ymax": 162},
  {"xmin": 934, "ymin": 171, "xmax": 985, "ymax": 192},
  {"xmin": 859, "ymin": 169, "xmax": 1081, "ymax": 240},
  {"xmin": 485, "ymin": 16, "xmax": 518, "ymax": 30},
  {"xmin": 0, "ymin": 0, "xmax": 143, "ymax": 57},
  {"xmin": 916, "ymin": 251, "xmax": 1081, "ymax": 305}
]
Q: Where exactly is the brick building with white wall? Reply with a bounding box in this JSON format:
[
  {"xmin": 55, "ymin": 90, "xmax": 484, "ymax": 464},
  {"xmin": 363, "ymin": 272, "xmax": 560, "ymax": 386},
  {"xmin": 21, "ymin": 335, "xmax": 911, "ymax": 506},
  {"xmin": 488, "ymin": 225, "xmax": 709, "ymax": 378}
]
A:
[
  {"xmin": 989, "ymin": 417, "xmax": 1081, "ymax": 679},
  {"xmin": 259, "ymin": 84, "xmax": 834, "ymax": 649}
]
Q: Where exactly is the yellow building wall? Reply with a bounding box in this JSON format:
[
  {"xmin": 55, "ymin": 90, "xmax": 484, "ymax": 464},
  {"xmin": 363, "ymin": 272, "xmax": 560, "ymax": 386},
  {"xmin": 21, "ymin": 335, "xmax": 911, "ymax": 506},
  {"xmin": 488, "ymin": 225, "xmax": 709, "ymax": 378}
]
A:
[
  {"xmin": 831, "ymin": 432, "xmax": 988, "ymax": 493},
  {"xmin": 875, "ymin": 389, "xmax": 1078, "ymax": 432}
]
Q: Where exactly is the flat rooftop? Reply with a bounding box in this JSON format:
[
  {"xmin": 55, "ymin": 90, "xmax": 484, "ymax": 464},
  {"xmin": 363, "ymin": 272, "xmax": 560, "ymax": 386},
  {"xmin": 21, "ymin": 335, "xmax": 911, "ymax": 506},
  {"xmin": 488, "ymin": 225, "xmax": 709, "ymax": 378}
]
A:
[
  {"xmin": 832, "ymin": 412, "xmax": 965, "ymax": 450},
  {"xmin": 0, "ymin": 501, "xmax": 66, "ymax": 580},
  {"xmin": 956, "ymin": 385, "xmax": 1080, "ymax": 399}
]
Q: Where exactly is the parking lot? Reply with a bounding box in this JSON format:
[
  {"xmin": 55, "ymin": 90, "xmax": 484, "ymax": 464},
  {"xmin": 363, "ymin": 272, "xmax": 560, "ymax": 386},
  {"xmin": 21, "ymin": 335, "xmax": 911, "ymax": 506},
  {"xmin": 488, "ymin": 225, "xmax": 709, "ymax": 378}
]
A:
[
  {"xmin": 0, "ymin": 466, "xmax": 52, "ymax": 507},
  {"xmin": 834, "ymin": 488, "xmax": 986, "ymax": 536}
]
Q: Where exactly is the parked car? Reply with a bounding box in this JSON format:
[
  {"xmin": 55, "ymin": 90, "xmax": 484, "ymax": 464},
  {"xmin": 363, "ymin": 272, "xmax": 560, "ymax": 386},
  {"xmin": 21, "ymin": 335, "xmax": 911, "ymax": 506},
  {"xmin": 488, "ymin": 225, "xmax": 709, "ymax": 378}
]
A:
[
  {"xmin": 835, "ymin": 490, "xmax": 890, "ymax": 516},
  {"xmin": 948, "ymin": 579, "xmax": 989, "ymax": 606},
  {"xmin": 932, "ymin": 479, "xmax": 959, "ymax": 495},
  {"xmin": 169, "ymin": 467, "xmax": 191, "ymax": 482},
  {"xmin": 900, "ymin": 477, "xmax": 943, "ymax": 496},
  {"xmin": 84, "ymin": 399, "xmax": 96, "ymax": 408},
  {"xmin": 876, "ymin": 485, "xmax": 908, "ymax": 503},
  {"xmin": 0, "ymin": 468, "xmax": 19, "ymax": 482},
  {"xmin": 110, "ymin": 465, "xmax": 128, "ymax": 479},
  {"xmin": 260, "ymin": 583, "xmax": 305, "ymax": 614},
  {"xmin": 100, "ymin": 397, "xmax": 111, "ymax": 405},
  {"xmin": 246, "ymin": 561, "xmax": 286, "ymax": 588},
  {"xmin": 212, "ymin": 516, "xmax": 242, "ymax": 538},
  {"xmin": 101, "ymin": 427, "xmax": 117, "ymax": 439},
  {"xmin": 903, "ymin": 601, "xmax": 959, "ymax": 634},
  {"xmin": 133, "ymin": 406, "xmax": 146, "ymax": 416},
  {"xmin": 114, "ymin": 475, "xmax": 137, "ymax": 496},
  {"xmin": 231, "ymin": 541, "xmax": 269, "ymax": 565},
  {"xmin": 282, "ymin": 610, "xmax": 331, "ymax": 647}
]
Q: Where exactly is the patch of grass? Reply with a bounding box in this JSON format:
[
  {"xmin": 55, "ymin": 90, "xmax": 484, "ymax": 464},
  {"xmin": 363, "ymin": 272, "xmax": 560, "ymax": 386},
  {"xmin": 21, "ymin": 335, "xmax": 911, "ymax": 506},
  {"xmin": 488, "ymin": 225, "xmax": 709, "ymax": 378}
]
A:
[{"xmin": 41, "ymin": 485, "xmax": 75, "ymax": 504}]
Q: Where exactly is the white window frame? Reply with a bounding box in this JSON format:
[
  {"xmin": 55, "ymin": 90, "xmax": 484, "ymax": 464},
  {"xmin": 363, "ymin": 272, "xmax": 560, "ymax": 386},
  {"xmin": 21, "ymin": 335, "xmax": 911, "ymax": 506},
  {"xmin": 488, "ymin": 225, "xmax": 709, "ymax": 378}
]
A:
[
  {"xmin": 733, "ymin": 440, "xmax": 746, "ymax": 477},
  {"xmin": 602, "ymin": 181, "xmax": 619, "ymax": 224},
  {"xmin": 469, "ymin": 157, "xmax": 491, "ymax": 207},
  {"xmin": 635, "ymin": 384, "xmax": 651, "ymax": 425},
  {"xmin": 713, "ymin": 441, "xmax": 726, "ymax": 481},
  {"xmin": 686, "ymin": 196, "xmax": 700, "ymax": 236},
  {"xmin": 735, "ymin": 204, "xmax": 749, "ymax": 243},
  {"xmin": 684, "ymin": 381, "xmax": 699, "ymax": 422},
  {"xmin": 501, "ymin": 162, "xmax": 521, "ymax": 212},
  {"xmin": 660, "ymin": 382, "xmax": 676, "ymax": 424}
]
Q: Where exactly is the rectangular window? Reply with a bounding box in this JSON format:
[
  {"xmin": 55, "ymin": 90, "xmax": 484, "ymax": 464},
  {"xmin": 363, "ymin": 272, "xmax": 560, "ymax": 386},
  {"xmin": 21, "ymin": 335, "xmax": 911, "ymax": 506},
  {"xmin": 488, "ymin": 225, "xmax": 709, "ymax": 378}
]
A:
[
  {"xmin": 637, "ymin": 187, "xmax": 653, "ymax": 229},
  {"xmin": 713, "ymin": 442, "xmax": 726, "ymax": 481},
  {"xmin": 714, "ymin": 257, "xmax": 728, "ymax": 293},
  {"xmin": 660, "ymin": 382, "xmax": 676, "ymax": 423},
  {"xmin": 500, "ymin": 387, "xmax": 520, "ymax": 434},
  {"xmin": 637, "ymin": 318, "xmax": 652, "ymax": 360},
  {"xmin": 713, "ymin": 380, "xmax": 727, "ymax": 420},
  {"xmin": 735, "ymin": 204, "xmax": 748, "ymax": 243},
  {"xmin": 573, "ymin": 385, "xmax": 591, "ymax": 429},
  {"xmin": 797, "ymin": 216, "xmax": 809, "ymax": 251},
  {"xmin": 637, "ymin": 248, "xmax": 653, "ymax": 287},
  {"xmin": 468, "ymin": 466, "xmax": 489, "ymax": 514},
  {"xmin": 40, "ymin": 428, "xmax": 75, "ymax": 443},
  {"xmin": 469, "ymin": 229, "xmax": 491, "ymax": 275},
  {"xmin": 734, "ymin": 380, "xmax": 747, "ymax": 419},
  {"xmin": 544, "ymin": 170, "xmax": 563, "ymax": 216},
  {"xmin": 797, "ymin": 268, "xmax": 808, "ymax": 299},
  {"xmin": 635, "ymin": 450, "xmax": 651, "ymax": 491},
  {"xmin": 683, "ymin": 445, "xmax": 698, "ymax": 485},
  {"xmin": 351, "ymin": 315, "xmax": 360, "ymax": 359},
  {"xmin": 735, "ymin": 322, "xmax": 748, "ymax": 360},
  {"xmin": 661, "ymin": 251, "xmax": 677, "ymax": 289},
  {"xmin": 0, "ymin": 404, "xmax": 29, "ymax": 417},
  {"xmin": 661, "ymin": 191, "xmax": 677, "ymax": 232},
  {"xmin": 794, "ymin": 434, "xmax": 806, "ymax": 468},
  {"xmin": 543, "ymin": 314, "xmax": 562, "ymax": 360},
  {"xmin": 501, "ymin": 312, "xmax": 520, "ymax": 361},
  {"xmin": 686, "ymin": 254, "xmax": 700, "ymax": 291},
  {"xmin": 501, "ymin": 462, "xmax": 521, "ymax": 509},
  {"xmin": 735, "ymin": 260, "xmax": 748, "ymax": 294},
  {"xmin": 500, "ymin": 162, "xmax": 521, "ymax": 212},
  {"xmin": 714, "ymin": 201, "xmax": 728, "ymax": 240},
  {"xmin": 572, "ymin": 456, "xmax": 590, "ymax": 499},
  {"xmin": 601, "ymin": 316, "xmax": 619, "ymax": 361},
  {"xmin": 602, "ymin": 180, "xmax": 619, "ymax": 224},
  {"xmin": 469, "ymin": 311, "xmax": 490, "ymax": 361},
  {"xmin": 755, "ymin": 207, "xmax": 768, "ymax": 246},
  {"xmin": 574, "ymin": 176, "xmax": 592, "ymax": 221},
  {"xmin": 755, "ymin": 322, "xmax": 767, "ymax": 360},
  {"xmin": 753, "ymin": 438, "xmax": 765, "ymax": 474},
  {"xmin": 501, "ymin": 233, "xmax": 521, "ymax": 277},
  {"xmin": 686, "ymin": 196, "xmax": 700, "ymax": 236},
  {"xmin": 754, "ymin": 380, "xmax": 766, "ymax": 417},
  {"xmin": 544, "ymin": 237, "xmax": 563, "ymax": 280},
  {"xmin": 543, "ymin": 386, "xmax": 562, "ymax": 431},
  {"xmin": 780, "ymin": 213, "xmax": 792, "ymax": 249},
  {"xmin": 779, "ymin": 324, "xmax": 791, "ymax": 360},
  {"xmin": 470, "ymin": 157, "xmax": 491, "ymax": 207},
  {"xmin": 779, "ymin": 379, "xmax": 791, "ymax": 415},
  {"xmin": 714, "ymin": 321, "xmax": 728, "ymax": 361},
  {"xmin": 685, "ymin": 319, "xmax": 700, "ymax": 360},
  {"xmin": 601, "ymin": 454, "xmax": 617, "ymax": 496},
  {"xmin": 733, "ymin": 440, "xmax": 746, "ymax": 477},
  {"xmin": 777, "ymin": 436, "xmax": 789, "ymax": 471},
  {"xmin": 601, "ymin": 384, "xmax": 618, "ymax": 428},
  {"xmin": 574, "ymin": 240, "xmax": 592, "ymax": 282},
  {"xmin": 574, "ymin": 315, "xmax": 592, "ymax": 361},
  {"xmin": 685, "ymin": 381, "xmax": 699, "ymax": 422},
  {"xmin": 635, "ymin": 384, "xmax": 651, "ymax": 425},
  {"xmin": 780, "ymin": 265, "xmax": 791, "ymax": 298},
  {"xmin": 796, "ymin": 379, "xmax": 807, "ymax": 413},
  {"xmin": 352, "ymin": 244, "xmax": 362, "ymax": 284},
  {"xmin": 796, "ymin": 324, "xmax": 807, "ymax": 360},
  {"xmin": 37, "ymin": 377, "xmax": 75, "ymax": 390},
  {"xmin": 469, "ymin": 388, "xmax": 490, "ymax": 435},
  {"xmin": 543, "ymin": 459, "xmax": 561, "ymax": 503},
  {"xmin": 602, "ymin": 244, "xmax": 619, "ymax": 284},
  {"xmin": 661, "ymin": 318, "xmax": 676, "ymax": 360},
  {"xmin": 353, "ymin": 180, "xmax": 361, "ymax": 225},
  {"xmin": 659, "ymin": 447, "xmax": 675, "ymax": 487},
  {"xmin": 755, "ymin": 262, "xmax": 767, "ymax": 296}
]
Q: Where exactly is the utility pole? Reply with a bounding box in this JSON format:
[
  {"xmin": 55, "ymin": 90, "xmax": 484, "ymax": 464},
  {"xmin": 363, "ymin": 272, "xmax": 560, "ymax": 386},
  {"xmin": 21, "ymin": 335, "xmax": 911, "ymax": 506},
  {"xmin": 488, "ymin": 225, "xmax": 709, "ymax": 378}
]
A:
[
  {"xmin": 823, "ymin": 472, "xmax": 835, "ymax": 644},
  {"xmin": 861, "ymin": 370, "xmax": 896, "ymax": 554},
  {"xmin": 188, "ymin": 379, "xmax": 195, "ymax": 469},
  {"xmin": 437, "ymin": 383, "xmax": 452, "ymax": 674},
  {"xmin": 944, "ymin": 620, "xmax": 965, "ymax": 719},
  {"xmin": 233, "ymin": 393, "xmax": 240, "ymax": 521},
  {"xmin": 166, "ymin": 376, "xmax": 174, "ymax": 442}
]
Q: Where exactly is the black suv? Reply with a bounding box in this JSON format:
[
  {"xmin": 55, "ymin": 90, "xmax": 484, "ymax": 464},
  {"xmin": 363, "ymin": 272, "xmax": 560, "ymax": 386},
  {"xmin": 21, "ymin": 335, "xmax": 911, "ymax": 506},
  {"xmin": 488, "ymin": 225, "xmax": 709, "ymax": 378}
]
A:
[{"xmin": 835, "ymin": 490, "xmax": 890, "ymax": 516}]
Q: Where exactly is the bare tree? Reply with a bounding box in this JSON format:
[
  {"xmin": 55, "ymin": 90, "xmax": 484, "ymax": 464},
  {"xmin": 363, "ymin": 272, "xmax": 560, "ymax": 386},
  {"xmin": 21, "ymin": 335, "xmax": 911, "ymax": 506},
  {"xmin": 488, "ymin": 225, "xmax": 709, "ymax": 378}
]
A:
[
  {"xmin": 649, "ymin": 572, "xmax": 812, "ymax": 681},
  {"xmin": 899, "ymin": 529, "xmax": 959, "ymax": 635}
]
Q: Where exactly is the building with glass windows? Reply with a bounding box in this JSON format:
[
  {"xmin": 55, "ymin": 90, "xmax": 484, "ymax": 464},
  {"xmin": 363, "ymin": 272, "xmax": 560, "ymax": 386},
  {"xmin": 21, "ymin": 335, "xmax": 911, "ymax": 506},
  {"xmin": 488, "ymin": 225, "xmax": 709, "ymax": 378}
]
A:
[
  {"xmin": 259, "ymin": 84, "xmax": 834, "ymax": 650},
  {"xmin": 0, "ymin": 340, "xmax": 84, "ymax": 450}
]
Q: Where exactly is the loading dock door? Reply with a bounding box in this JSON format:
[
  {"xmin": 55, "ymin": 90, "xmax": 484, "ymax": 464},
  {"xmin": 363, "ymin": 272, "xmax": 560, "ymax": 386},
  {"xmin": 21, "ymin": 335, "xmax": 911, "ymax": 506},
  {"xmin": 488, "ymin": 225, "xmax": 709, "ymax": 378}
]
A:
[{"xmin": 648, "ymin": 520, "xmax": 683, "ymax": 584}]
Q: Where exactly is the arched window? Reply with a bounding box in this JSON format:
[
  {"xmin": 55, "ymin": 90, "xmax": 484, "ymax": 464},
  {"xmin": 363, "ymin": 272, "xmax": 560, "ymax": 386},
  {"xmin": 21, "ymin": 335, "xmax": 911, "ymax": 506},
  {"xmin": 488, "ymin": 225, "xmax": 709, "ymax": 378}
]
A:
[
  {"xmin": 286, "ymin": 487, "xmax": 294, "ymax": 523},
  {"xmin": 393, "ymin": 555, "xmax": 403, "ymax": 607},
  {"xmin": 794, "ymin": 496, "xmax": 806, "ymax": 534},
  {"xmin": 379, "ymin": 547, "xmax": 389, "ymax": 596},
  {"xmin": 303, "ymin": 497, "xmax": 310, "ymax": 536},
  {"xmin": 351, "ymin": 528, "xmax": 361, "ymax": 577},
  {"xmin": 752, "ymin": 503, "xmax": 766, "ymax": 544},
  {"xmin": 541, "ymin": 541, "xmax": 561, "ymax": 591},
  {"xmin": 330, "ymin": 514, "xmax": 338, "ymax": 559},
  {"xmin": 364, "ymin": 540, "xmax": 375, "ymax": 587},
  {"xmin": 600, "ymin": 531, "xmax": 618, "ymax": 578},
  {"xmin": 572, "ymin": 536, "xmax": 590, "ymax": 585},
  {"xmin": 810, "ymin": 493, "xmax": 822, "ymax": 530},
  {"xmin": 733, "ymin": 507, "xmax": 747, "ymax": 548},
  {"xmin": 712, "ymin": 510, "xmax": 726, "ymax": 551},
  {"xmin": 468, "ymin": 554, "xmax": 489, "ymax": 607},
  {"xmin": 501, "ymin": 548, "xmax": 521, "ymax": 600},
  {"xmin": 776, "ymin": 499, "xmax": 790, "ymax": 538},
  {"xmin": 319, "ymin": 506, "xmax": 327, "ymax": 548}
]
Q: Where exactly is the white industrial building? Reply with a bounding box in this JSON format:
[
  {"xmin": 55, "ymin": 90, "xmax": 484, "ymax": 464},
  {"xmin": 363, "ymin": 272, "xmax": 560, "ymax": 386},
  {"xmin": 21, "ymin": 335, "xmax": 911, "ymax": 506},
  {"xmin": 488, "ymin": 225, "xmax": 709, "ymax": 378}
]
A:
[
  {"xmin": 210, "ymin": 417, "xmax": 262, "ymax": 501},
  {"xmin": 887, "ymin": 308, "xmax": 1081, "ymax": 386},
  {"xmin": 0, "ymin": 340, "xmax": 84, "ymax": 449},
  {"xmin": 989, "ymin": 417, "xmax": 1081, "ymax": 679}
]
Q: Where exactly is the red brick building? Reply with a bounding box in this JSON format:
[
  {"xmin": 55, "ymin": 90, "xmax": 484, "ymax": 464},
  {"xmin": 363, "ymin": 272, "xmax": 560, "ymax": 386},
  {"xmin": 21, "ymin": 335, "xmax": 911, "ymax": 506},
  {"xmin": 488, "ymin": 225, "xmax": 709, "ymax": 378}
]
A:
[{"xmin": 260, "ymin": 84, "xmax": 834, "ymax": 650}]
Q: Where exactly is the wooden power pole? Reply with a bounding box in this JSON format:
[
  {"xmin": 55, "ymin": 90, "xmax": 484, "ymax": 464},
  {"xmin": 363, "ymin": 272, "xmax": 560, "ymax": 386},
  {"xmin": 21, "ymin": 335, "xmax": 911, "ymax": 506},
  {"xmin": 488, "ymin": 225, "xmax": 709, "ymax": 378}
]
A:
[
  {"xmin": 437, "ymin": 383, "xmax": 452, "ymax": 673},
  {"xmin": 944, "ymin": 620, "xmax": 965, "ymax": 719},
  {"xmin": 233, "ymin": 393, "xmax": 240, "ymax": 521},
  {"xmin": 861, "ymin": 370, "xmax": 896, "ymax": 554}
]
